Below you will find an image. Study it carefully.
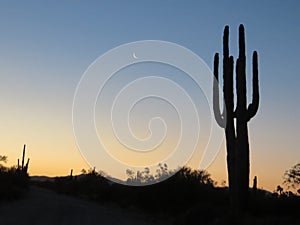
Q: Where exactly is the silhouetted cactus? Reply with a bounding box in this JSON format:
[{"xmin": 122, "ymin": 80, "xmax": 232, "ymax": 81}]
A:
[
  {"xmin": 17, "ymin": 144, "xmax": 30, "ymax": 174},
  {"xmin": 70, "ymin": 169, "xmax": 73, "ymax": 180},
  {"xmin": 213, "ymin": 24, "xmax": 259, "ymax": 210},
  {"xmin": 253, "ymin": 176, "xmax": 257, "ymax": 192}
]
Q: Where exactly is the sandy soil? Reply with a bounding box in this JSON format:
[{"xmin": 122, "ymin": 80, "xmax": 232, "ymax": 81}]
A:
[{"xmin": 0, "ymin": 185, "xmax": 169, "ymax": 225}]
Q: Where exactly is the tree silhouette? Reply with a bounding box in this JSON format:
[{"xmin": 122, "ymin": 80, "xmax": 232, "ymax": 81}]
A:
[
  {"xmin": 126, "ymin": 164, "xmax": 171, "ymax": 185},
  {"xmin": 284, "ymin": 162, "xmax": 300, "ymax": 189},
  {"xmin": 0, "ymin": 155, "xmax": 7, "ymax": 163},
  {"xmin": 0, "ymin": 155, "xmax": 7, "ymax": 169}
]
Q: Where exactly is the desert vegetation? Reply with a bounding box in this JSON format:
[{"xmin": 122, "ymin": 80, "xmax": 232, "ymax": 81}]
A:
[
  {"xmin": 30, "ymin": 164, "xmax": 300, "ymax": 225},
  {"xmin": 0, "ymin": 146, "xmax": 30, "ymax": 200}
]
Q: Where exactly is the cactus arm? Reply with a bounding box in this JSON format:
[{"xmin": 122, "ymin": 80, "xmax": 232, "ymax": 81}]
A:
[
  {"xmin": 235, "ymin": 57, "xmax": 240, "ymax": 112},
  {"xmin": 229, "ymin": 55, "xmax": 236, "ymax": 118},
  {"xmin": 236, "ymin": 24, "xmax": 247, "ymax": 113},
  {"xmin": 213, "ymin": 53, "xmax": 225, "ymax": 128},
  {"xmin": 24, "ymin": 158, "xmax": 29, "ymax": 173},
  {"xmin": 223, "ymin": 26, "xmax": 229, "ymax": 108},
  {"xmin": 223, "ymin": 26, "xmax": 229, "ymax": 58},
  {"xmin": 21, "ymin": 144, "xmax": 26, "ymax": 170},
  {"xmin": 246, "ymin": 51, "xmax": 259, "ymax": 121},
  {"xmin": 239, "ymin": 25, "xmax": 245, "ymax": 59},
  {"xmin": 227, "ymin": 55, "xmax": 234, "ymax": 117},
  {"xmin": 222, "ymin": 26, "xmax": 231, "ymax": 118}
]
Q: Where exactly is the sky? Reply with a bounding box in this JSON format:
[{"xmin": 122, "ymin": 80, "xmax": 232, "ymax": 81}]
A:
[{"xmin": 0, "ymin": 0, "xmax": 299, "ymax": 191}]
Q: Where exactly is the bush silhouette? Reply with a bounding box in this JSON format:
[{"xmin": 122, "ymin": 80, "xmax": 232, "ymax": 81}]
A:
[
  {"xmin": 0, "ymin": 165, "xmax": 29, "ymax": 200},
  {"xmin": 284, "ymin": 162, "xmax": 300, "ymax": 189}
]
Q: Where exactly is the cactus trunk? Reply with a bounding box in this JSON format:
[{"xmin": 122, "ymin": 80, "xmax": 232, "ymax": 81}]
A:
[{"xmin": 213, "ymin": 24, "xmax": 259, "ymax": 211}]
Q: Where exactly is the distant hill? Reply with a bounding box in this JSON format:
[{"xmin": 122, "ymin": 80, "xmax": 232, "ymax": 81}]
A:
[
  {"xmin": 30, "ymin": 174, "xmax": 124, "ymax": 185},
  {"xmin": 30, "ymin": 175, "xmax": 55, "ymax": 182}
]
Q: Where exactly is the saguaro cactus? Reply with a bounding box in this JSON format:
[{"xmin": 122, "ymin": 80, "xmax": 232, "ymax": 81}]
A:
[
  {"xmin": 70, "ymin": 169, "xmax": 73, "ymax": 180},
  {"xmin": 253, "ymin": 176, "xmax": 257, "ymax": 192},
  {"xmin": 18, "ymin": 144, "xmax": 30, "ymax": 174},
  {"xmin": 213, "ymin": 24, "xmax": 259, "ymax": 210}
]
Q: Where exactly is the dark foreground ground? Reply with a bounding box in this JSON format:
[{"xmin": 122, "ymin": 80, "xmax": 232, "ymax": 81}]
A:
[
  {"xmin": 1, "ymin": 168, "xmax": 300, "ymax": 225},
  {"xmin": 0, "ymin": 185, "xmax": 170, "ymax": 225}
]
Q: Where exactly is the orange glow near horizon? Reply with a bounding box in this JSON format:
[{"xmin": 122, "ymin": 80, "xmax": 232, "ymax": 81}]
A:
[
  {"xmin": 1, "ymin": 92, "xmax": 297, "ymax": 192},
  {"xmin": 2, "ymin": 134, "xmax": 293, "ymax": 192},
  {"xmin": 0, "ymin": 92, "xmax": 297, "ymax": 192},
  {"xmin": 0, "ymin": 0, "xmax": 299, "ymax": 198}
]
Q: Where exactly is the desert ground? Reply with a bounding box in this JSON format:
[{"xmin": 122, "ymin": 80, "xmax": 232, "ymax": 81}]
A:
[{"xmin": 0, "ymin": 185, "xmax": 169, "ymax": 225}]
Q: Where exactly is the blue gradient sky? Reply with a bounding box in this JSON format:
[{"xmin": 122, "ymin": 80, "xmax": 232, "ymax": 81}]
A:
[{"xmin": 0, "ymin": 1, "xmax": 299, "ymax": 191}]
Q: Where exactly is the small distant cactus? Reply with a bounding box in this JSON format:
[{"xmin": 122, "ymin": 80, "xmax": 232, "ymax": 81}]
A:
[
  {"xmin": 17, "ymin": 144, "xmax": 30, "ymax": 174},
  {"xmin": 70, "ymin": 169, "xmax": 73, "ymax": 179},
  {"xmin": 253, "ymin": 176, "xmax": 257, "ymax": 191}
]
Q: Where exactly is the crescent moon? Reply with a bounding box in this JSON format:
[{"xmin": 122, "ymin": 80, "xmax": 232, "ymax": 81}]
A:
[{"xmin": 133, "ymin": 53, "xmax": 138, "ymax": 59}]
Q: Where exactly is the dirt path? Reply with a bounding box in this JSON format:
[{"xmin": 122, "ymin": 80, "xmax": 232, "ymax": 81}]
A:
[{"xmin": 0, "ymin": 186, "xmax": 169, "ymax": 225}]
